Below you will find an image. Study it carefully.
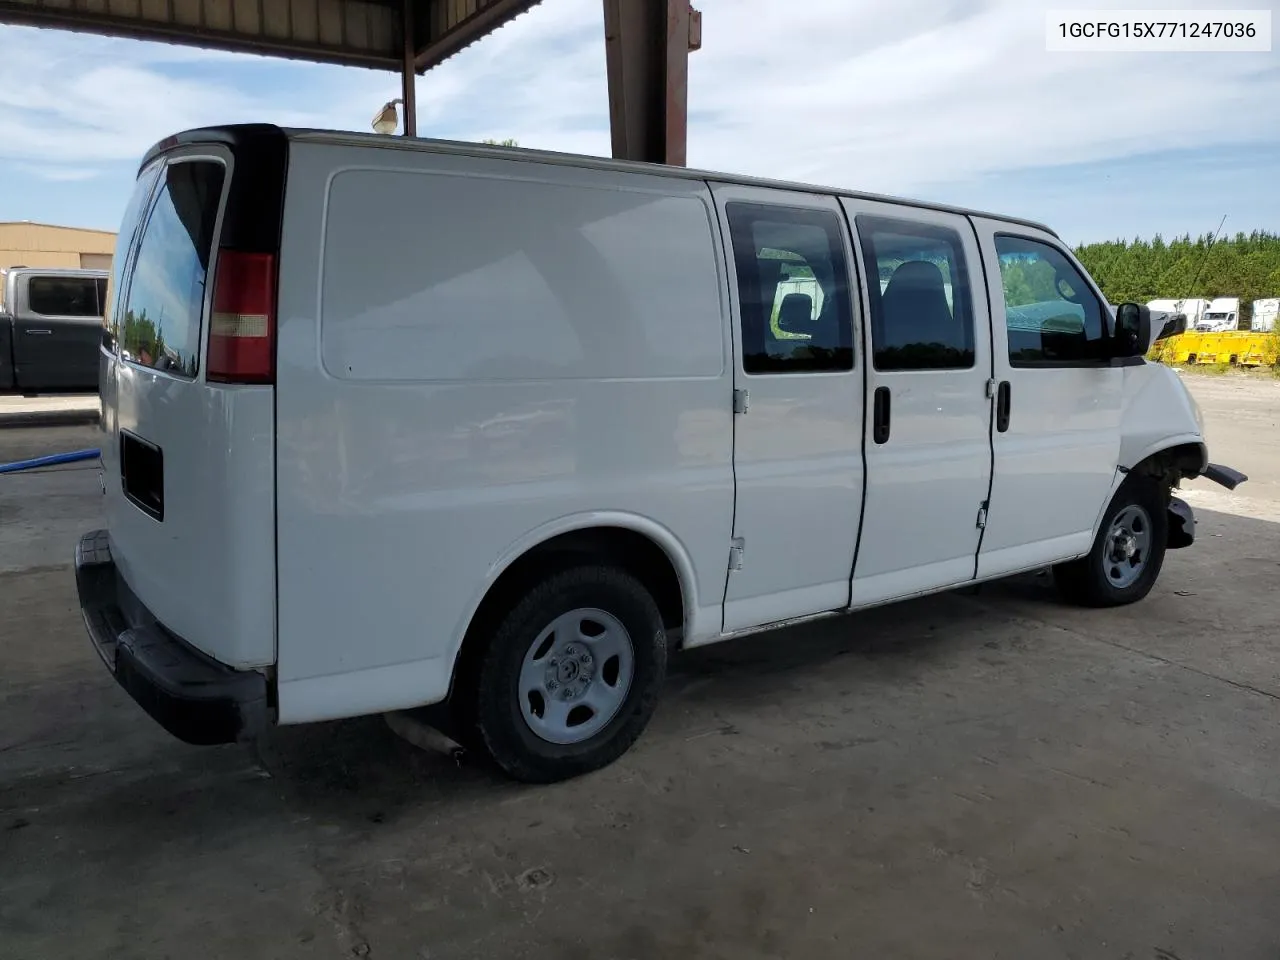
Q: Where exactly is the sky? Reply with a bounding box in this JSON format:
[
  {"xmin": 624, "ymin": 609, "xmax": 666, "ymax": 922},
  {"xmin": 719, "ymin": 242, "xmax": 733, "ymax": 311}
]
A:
[{"xmin": 0, "ymin": 0, "xmax": 1277, "ymax": 247}]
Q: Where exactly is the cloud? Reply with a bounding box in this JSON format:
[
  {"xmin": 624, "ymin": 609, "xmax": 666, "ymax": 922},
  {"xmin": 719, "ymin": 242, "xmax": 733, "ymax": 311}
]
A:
[
  {"xmin": 685, "ymin": 0, "xmax": 1279, "ymax": 193},
  {"xmin": 0, "ymin": 24, "xmax": 388, "ymax": 167},
  {"xmin": 0, "ymin": 0, "xmax": 1276, "ymax": 205},
  {"xmin": 11, "ymin": 162, "xmax": 99, "ymax": 182}
]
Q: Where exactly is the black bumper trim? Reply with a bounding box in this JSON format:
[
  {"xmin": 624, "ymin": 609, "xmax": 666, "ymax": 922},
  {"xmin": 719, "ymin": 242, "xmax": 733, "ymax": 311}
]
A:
[
  {"xmin": 75, "ymin": 529, "xmax": 269, "ymax": 745},
  {"xmin": 1202, "ymin": 463, "xmax": 1248, "ymax": 490}
]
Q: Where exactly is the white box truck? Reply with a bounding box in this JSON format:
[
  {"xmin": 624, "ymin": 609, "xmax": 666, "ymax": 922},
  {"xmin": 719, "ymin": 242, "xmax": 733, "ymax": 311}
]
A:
[
  {"xmin": 1251, "ymin": 298, "xmax": 1279, "ymax": 332},
  {"xmin": 75, "ymin": 125, "xmax": 1248, "ymax": 782},
  {"xmin": 1147, "ymin": 298, "xmax": 1208, "ymax": 331}
]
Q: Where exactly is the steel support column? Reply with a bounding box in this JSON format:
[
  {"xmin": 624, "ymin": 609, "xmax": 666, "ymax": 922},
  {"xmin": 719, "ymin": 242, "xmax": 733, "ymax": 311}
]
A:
[
  {"xmin": 401, "ymin": 0, "xmax": 418, "ymax": 136},
  {"xmin": 602, "ymin": 0, "xmax": 701, "ymax": 165}
]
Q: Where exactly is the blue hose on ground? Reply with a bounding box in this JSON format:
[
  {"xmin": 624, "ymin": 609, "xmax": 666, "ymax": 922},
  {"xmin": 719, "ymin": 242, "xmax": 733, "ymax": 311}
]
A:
[{"xmin": 0, "ymin": 448, "xmax": 101, "ymax": 475}]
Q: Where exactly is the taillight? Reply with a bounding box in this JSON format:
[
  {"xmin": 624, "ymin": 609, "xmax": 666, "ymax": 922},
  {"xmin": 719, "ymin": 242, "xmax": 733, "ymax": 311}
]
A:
[{"xmin": 208, "ymin": 250, "xmax": 275, "ymax": 384}]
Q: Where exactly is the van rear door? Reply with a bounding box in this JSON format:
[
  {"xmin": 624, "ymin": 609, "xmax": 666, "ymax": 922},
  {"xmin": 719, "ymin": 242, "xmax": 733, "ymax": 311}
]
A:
[{"xmin": 102, "ymin": 130, "xmax": 284, "ymax": 670}]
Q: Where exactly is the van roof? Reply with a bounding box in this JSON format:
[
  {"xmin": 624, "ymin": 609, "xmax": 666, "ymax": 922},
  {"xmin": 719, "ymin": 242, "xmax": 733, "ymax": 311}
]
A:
[{"xmin": 142, "ymin": 124, "xmax": 1061, "ymax": 240}]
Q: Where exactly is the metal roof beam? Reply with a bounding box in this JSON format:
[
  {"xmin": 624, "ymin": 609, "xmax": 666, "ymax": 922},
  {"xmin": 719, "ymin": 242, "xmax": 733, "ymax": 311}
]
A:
[{"xmin": 602, "ymin": 0, "xmax": 700, "ymax": 166}]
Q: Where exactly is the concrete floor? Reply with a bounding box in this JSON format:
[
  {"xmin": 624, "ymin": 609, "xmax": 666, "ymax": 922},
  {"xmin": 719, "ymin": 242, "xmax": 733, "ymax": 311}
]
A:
[{"xmin": 2, "ymin": 374, "xmax": 1279, "ymax": 960}]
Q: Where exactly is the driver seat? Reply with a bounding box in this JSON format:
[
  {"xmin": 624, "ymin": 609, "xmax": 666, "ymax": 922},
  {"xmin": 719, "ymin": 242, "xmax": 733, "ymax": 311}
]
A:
[{"xmin": 880, "ymin": 260, "xmax": 956, "ymax": 349}]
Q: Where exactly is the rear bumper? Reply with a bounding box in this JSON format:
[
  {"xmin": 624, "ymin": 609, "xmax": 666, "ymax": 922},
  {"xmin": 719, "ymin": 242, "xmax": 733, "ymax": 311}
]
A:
[{"xmin": 74, "ymin": 529, "xmax": 269, "ymax": 745}]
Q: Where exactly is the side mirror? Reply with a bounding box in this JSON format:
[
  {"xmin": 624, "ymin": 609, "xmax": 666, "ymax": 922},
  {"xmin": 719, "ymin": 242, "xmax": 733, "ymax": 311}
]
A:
[{"xmin": 1113, "ymin": 302, "xmax": 1151, "ymax": 358}]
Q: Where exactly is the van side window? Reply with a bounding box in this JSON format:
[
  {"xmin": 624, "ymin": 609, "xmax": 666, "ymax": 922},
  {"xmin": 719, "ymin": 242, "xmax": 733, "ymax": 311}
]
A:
[
  {"xmin": 726, "ymin": 203, "xmax": 854, "ymax": 374},
  {"xmin": 121, "ymin": 161, "xmax": 225, "ymax": 379},
  {"xmin": 105, "ymin": 163, "xmax": 162, "ymax": 350},
  {"xmin": 857, "ymin": 217, "xmax": 975, "ymax": 371},
  {"xmin": 995, "ymin": 235, "xmax": 1107, "ymax": 366},
  {"xmin": 28, "ymin": 277, "xmax": 101, "ymax": 317}
]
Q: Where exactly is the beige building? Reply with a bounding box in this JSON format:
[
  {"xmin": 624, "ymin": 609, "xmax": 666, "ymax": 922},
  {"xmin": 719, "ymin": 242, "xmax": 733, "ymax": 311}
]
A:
[{"xmin": 0, "ymin": 221, "xmax": 116, "ymax": 271}]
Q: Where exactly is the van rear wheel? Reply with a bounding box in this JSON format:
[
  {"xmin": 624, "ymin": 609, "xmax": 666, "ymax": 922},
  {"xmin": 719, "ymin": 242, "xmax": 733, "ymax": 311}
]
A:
[
  {"xmin": 1052, "ymin": 473, "xmax": 1169, "ymax": 607},
  {"xmin": 470, "ymin": 566, "xmax": 667, "ymax": 783}
]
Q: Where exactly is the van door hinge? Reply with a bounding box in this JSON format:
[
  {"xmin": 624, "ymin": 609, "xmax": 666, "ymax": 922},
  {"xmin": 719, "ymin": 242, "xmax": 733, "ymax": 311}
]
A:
[
  {"xmin": 733, "ymin": 388, "xmax": 750, "ymax": 415},
  {"xmin": 985, "ymin": 377, "xmax": 998, "ymax": 399},
  {"xmin": 729, "ymin": 537, "xmax": 745, "ymax": 571},
  {"xmin": 976, "ymin": 501, "xmax": 989, "ymax": 530}
]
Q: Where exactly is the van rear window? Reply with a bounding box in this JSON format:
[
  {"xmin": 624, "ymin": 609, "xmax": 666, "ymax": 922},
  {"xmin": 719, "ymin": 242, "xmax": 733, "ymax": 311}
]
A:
[{"xmin": 120, "ymin": 160, "xmax": 225, "ymax": 378}]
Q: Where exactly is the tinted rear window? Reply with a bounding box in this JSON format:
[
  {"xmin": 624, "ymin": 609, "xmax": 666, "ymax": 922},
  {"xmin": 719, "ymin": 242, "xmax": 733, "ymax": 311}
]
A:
[
  {"xmin": 121, "ymin": 160, "xmax": 225, "ymax": 378},
  {"xmin": 29, "ymin": 277, "xmax": 102, "ymax": 317}
]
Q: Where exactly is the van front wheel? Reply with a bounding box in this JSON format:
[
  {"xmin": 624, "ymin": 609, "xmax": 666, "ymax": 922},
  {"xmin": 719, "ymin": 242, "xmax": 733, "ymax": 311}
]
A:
[
  {"xmin": 471, "ymin": 566, "xmax": 667, "ymax": 783},
  {"xmin": 1053, "ymin": 474, "xmax": 1169, "ymax": 607}
]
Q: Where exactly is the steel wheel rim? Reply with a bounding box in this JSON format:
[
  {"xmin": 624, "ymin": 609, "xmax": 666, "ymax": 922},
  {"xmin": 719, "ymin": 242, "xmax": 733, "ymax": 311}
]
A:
[
  {"xmin": 1103, "ymin": 504, "xmax": 1152, "ymax": 589},
  {"xmin": 518, "ymin": 607, "xmax": 635, "ymax": 745}
]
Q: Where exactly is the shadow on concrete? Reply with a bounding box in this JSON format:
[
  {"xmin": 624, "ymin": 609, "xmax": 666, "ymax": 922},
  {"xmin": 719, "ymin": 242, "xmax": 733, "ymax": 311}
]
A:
[
  {"xmin": 4, "ymin": 508, "xmax": 1276, "ymax": 846},
  {"xmin": 236, "ymin": 578, "xmax": 1031, "ymax": 824}
]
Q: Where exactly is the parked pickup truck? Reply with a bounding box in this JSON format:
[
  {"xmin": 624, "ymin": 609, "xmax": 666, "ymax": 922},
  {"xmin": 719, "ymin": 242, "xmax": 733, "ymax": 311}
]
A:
[{"xmin": 0, "ymin": 266, "xmax": 107, "ymax": 394}]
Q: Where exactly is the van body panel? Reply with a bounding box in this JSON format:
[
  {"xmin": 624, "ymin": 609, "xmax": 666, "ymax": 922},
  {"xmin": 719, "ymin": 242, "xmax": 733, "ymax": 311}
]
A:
[
  {"xmin": 109, "ymin": 375, "xmax": 276, "ymax": 667},
  {"xmin": 711, "ymin": 184, "xmax": 863, "ymax": 632},
  {"xmin": 101, "ymin": 143, "xmax": 277, "ymax": 670},
  {"xmin": 474, "ymin": 509, "xmax": 715, "ymax": 646},
  {"xmin": 276, "ymin": 656, "xmax": 448, "ymax": 724},
  {"xmin": 843, "ymin": 199, "xmax": 995, "ymax": 606},
  {"xmin": 971, "ymin": 219, "xmax": 1125, "ymax": 580},
  {"xmin": 1115, "ymin": 363, "xmax": 1207, "ymax": 473},
  {"xmin": 273, "ymin": 142, "xmax": 734, "ymax": 710}
]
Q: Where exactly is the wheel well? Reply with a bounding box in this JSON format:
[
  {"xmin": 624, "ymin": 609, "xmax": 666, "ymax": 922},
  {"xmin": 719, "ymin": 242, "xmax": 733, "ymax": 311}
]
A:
[
  {"xmin": 1131, "ymin": 442, "xmax": 1205, "ymax": 488},
  {"xmin": 448, "ymin": 527, "xmax": 686, "ymax": 705}
]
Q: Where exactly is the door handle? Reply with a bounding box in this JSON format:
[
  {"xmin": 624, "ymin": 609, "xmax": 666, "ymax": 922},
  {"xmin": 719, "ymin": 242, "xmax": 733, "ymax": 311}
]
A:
[
  {"xmin": 873, "ymin": 386, "xmax": 891, "ymax": 444},
  {"xmin": 24, "ymin": 328, "xmax": 53, "ymax": 335},
  {"xmin": 996, "ymin": 380, "xmax": 1012, "ymax": 433}
]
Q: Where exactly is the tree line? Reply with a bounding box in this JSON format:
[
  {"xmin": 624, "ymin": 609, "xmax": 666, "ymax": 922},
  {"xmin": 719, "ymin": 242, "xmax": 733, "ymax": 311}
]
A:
[{"xmin": 1073, "ymin": 231, "xmax": 1280, "ymax": 324}]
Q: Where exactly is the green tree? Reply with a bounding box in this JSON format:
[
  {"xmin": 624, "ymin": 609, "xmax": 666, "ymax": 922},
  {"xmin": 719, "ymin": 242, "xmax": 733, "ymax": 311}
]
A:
[{"xmin": 1075, "ymin": 231, "xmax": 1280, "ymax": 325}]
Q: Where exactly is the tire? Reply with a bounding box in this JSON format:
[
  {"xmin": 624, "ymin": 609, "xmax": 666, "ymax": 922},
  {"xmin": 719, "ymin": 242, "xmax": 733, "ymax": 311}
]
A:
[
  {"xmin": 468, "ymin": 565, "xmax": 667, "ymax": 783},
  {"xmin": 1053, "ymin": 473, "xmax": 1169, "ymax": 608}
]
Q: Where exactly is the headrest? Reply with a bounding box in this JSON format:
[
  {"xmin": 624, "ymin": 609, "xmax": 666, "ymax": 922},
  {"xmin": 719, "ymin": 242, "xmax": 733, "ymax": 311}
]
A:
[
  {"xmin": 777, "ymin": 292, "xmax": 815, "ymax": 336},
  {"xmin": 884, "ymin": 260, "xmax": 947, "ymax": 299}
]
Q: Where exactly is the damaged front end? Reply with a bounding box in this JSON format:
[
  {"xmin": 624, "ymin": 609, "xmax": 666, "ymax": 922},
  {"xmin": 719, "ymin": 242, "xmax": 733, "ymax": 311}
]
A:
[{"xmin": 1167, "ymin": 462, "xmax": 1249, "ymax": 550}]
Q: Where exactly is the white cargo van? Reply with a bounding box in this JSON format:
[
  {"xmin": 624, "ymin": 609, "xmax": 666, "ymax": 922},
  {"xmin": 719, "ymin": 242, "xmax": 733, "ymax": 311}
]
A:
[{"xmin": 77, "ymin": 125, "xmax": 1247, "ymax": 783}]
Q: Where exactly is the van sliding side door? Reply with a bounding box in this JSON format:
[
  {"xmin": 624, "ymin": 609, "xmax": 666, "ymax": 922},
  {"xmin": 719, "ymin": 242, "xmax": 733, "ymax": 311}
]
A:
[
  {"xmin": 842, "ymin": 199, "xmax": 995, "ymax": 605},
  {"xmin": 713, "ymin": 184, "xmax": 865, "ymax": 633}
]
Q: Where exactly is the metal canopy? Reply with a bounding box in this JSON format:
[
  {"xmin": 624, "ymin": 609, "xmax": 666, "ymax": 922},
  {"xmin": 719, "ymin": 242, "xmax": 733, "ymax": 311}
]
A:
[
  {"xmin": 0, "ymin": 0, "xmax": 699, "ymax": 165},
  {"xmin": 0, "ymin": 0, "xmax": 541, "ymax": 72}
]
